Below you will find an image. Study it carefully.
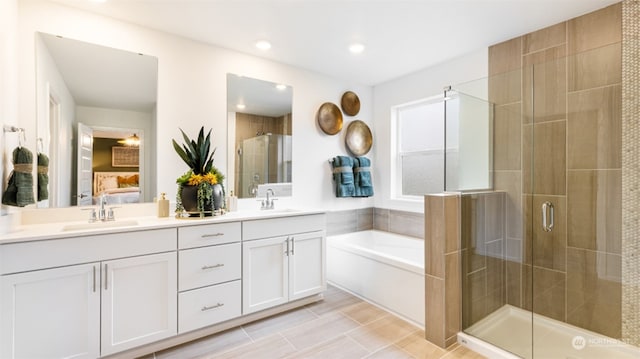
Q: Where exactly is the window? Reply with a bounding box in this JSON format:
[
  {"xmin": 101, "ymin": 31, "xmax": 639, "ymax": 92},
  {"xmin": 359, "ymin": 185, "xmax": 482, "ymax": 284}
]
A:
[{"xmin": 391, "ymin": 95, "xmax": 446, "ymax": 198}]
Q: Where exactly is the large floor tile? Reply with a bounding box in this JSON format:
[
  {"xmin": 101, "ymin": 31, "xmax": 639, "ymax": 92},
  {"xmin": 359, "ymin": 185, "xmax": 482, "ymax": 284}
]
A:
[
  {"xmin": 241, "ymin": 306, "xmax": 317, "ymax": 341},
  {"xmin": 206, "ymin": 334, "xmax": 296, "ymax": 359},
  {"xmin": 281, "ymin": 312, "xmax": 360, "ymax": 351},
  {"xmin": 340, "ymin": 301, "xmax": 389, "ymax": 325},
  {"xmin": 155, "ymin": 327, "xmax": 251, "ymax": 359},
  {"xmin": 348, "ymin": 314, "xmax": 420, "ymax": 352},
  {"xmin": 284, "ymin": 335, "xmax": 369, "ymax": 359}
]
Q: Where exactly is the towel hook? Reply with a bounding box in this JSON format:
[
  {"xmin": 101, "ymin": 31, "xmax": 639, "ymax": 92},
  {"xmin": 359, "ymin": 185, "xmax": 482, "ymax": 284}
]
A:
[
  {"xmin": 37, "ymin": 138, "xmax": 43, "ymax": 154},
  {"xmin": 18, "ymin": 129, "xmax": 26, "ymax": 148}
]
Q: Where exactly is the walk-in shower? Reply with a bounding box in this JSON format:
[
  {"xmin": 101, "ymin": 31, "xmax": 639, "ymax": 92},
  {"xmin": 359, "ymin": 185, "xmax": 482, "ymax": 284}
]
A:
[{"xmin": 451, "ymin": 24, "xmax": 639, "ymax": 358}]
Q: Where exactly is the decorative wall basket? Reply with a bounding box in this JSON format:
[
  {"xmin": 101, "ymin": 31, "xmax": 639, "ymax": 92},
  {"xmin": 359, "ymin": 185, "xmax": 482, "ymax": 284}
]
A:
[
  {"xmin": 316, "ymin": 102, "xmax": 343, "ymax": 135},
  {"xmin": 345, "ymin": 120, "xmax": 373, "ymax": 156},
  {"xmin": 341, "ymin": 91, "xmax": 360, "ymax": 116}
]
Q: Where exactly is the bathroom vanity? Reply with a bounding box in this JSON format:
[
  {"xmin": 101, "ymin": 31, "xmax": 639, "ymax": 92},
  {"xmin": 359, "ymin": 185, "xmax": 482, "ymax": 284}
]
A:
[{"xmin": 0, "ymin": 209, "xmax": 326, "ymax": 358}]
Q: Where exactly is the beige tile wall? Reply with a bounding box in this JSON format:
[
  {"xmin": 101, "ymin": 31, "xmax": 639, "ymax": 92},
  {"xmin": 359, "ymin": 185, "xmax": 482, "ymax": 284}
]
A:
[
  {"xmin": 326, "ymin": 207, "xmax": 424, "ymax": 239},
  {"xmin": 459, "ymin": 192, "xmax": 507, "ymax": 328},
  {"xmin": 489, "ymin": 2, "xmax": 623, "ymax": 340},
  {"xmin": 425, "ymin": 194, "xmax": 461, "ymax": 348}
]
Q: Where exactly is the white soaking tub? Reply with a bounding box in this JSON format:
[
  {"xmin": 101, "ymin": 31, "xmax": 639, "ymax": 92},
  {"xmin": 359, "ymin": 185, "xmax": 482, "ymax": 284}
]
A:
[{"xmin": 327, "ymin": 230, "xmax": 425, "ymax": 327}]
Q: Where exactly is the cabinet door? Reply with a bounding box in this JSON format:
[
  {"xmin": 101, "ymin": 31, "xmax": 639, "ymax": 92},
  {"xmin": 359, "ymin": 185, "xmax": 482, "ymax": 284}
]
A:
[
  {"xmin": 101, "ymin": 252, "xmax": 177, "ymax": 356},
  {"xmin": 242, "ymin": 236, "xmax": 288, "ymax": 314},
  {"xmin": 0, "ymin": 263, "xmax": 100, "ymax": 359},
  {"xmin": 289, "ymin": 231, "xmax": 326, "ymax": 301}
]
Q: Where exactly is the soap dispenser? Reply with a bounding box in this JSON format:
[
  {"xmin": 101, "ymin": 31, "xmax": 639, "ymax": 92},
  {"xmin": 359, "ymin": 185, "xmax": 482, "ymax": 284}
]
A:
[{"xmin": 158, "ymin": 192, "xmax": 170, "ymax": 217}]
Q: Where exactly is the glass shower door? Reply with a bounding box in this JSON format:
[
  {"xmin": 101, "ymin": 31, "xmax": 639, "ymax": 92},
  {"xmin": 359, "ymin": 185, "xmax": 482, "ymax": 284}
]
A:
[{"xmin": 529, "ymin": 42, "xmax": 625, "ymax": 358}]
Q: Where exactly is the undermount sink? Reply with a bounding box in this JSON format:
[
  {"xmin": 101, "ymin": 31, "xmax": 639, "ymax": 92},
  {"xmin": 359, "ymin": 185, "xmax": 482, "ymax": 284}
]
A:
[
  {"xmin": 222, "ymin": 208, "xmax": 301, "ymax": 218},
  {"xmin": 62, "ymin": 220, "xmax": 139, "ymax": 232}
]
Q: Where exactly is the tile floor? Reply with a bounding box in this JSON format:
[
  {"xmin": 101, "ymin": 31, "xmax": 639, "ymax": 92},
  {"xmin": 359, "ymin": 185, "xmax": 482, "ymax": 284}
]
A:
[{"xmin": 146, "ymin": 285, "xmax": 486, "ymax": 359}]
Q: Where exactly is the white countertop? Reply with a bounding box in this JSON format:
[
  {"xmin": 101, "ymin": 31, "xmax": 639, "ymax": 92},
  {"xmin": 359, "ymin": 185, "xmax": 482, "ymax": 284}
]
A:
[{"xmin": 0, "ymin": 208, "xmax": 325, "ymax": 245}]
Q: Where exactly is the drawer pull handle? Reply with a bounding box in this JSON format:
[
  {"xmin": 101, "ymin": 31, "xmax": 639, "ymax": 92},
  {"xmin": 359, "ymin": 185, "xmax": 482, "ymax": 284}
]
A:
[
  {"xmin": 201, "ymin": 233, "xmax": 224, "ymax": 238},
  {"xmin": 201, "ymin": 263, "xmax": 225, "ymax": 270},
  {"xmin": 201, "ymin": 303, "xmax": 224, "ymax": 311}
]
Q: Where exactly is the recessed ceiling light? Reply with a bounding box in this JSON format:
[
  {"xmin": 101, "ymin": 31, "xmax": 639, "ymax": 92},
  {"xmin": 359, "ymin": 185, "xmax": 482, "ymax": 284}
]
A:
[
  {"xmin": 255, "ymin": 40, "xmax": 272, "ymax": 51},
  {"xmin": 275, "ymin": 84, "xmax": 287, "ymax": 91},
  {"xmin": 349, "ymin": 43, "xmax": 365, "ymax": 54},
  {"xmin": 236, "ymin": 104, "xmax": 246, "ymax": 110}
]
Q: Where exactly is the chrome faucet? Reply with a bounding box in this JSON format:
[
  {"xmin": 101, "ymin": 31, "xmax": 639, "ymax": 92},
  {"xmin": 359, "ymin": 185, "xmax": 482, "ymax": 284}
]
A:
[
  {"xmin": 260, "ymin": 188, "xmax": 277, "ymax": 210},
  {"xmin": 85, "ymin": 194, "xmax": 117, "ymax": 222},
  {"xmin": 98, "ymin": 193, "xmax": 108, "ymax": 221}
]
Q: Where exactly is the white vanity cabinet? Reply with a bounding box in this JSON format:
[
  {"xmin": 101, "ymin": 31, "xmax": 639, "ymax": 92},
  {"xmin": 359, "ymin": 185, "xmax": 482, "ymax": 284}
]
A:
[
  {"xmin": 177, "ymin": 222, "xmax": 242, "ymax": 334},
  {"xmin": 242, "ymin": 214, "xmax": 326, "ymax": 314},
  {"xmin": 0, "ymin": 228, "xmax": 177, "ymax": 359},
  {"xmin": 101, "ymin": 251, "xmax": 177, "ymax": 356},
  {"xmin": 0, "ymin": 263, "xmax": 101, "ymax": 359}
]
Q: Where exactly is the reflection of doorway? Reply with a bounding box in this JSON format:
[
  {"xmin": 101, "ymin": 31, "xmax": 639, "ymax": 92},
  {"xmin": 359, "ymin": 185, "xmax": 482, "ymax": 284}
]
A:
[
  {"xmin": 76, "ymin": 123, "xmax": 93, "ymax": 206},
  {"xmin": 47, "ymin": 94, "xmax": 59, "ymax": 207},
  {"xmin": 74, "ymin": 124, "xmax": 143, "ymax": 205}
]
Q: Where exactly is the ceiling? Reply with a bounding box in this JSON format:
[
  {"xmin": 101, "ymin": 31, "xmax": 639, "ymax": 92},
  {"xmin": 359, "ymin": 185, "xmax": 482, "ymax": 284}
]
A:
[{"xmin": 49, "ymin": 0, "xmax": 619, "ymax": 86}]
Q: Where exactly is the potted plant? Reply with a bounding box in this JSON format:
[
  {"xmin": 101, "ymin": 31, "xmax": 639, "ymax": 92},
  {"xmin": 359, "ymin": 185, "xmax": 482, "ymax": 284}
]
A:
[{"xmin": 172, "ymin": 126, "xmax": 225, "ymax": 216}]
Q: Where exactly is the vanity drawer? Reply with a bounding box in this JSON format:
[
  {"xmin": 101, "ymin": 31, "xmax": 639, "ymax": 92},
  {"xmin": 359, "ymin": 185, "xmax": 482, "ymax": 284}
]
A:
[
  {"xmin": 178, "ymin": 243, "xmax": 241, "ymax": 291},
  {"xmin": 178, "ymin": 222, "xmax": 241, "ymax": 249},
  {"xmin": 178, "ymin": 280, "xmax": 241, "ymax": 334},
  {"xmin": 243, "ymin": 214, "xmax": 326, "ymax": 241},
  {"xmin": 0, "ymin": 228, "xmax": 177, "ymax": 275}
]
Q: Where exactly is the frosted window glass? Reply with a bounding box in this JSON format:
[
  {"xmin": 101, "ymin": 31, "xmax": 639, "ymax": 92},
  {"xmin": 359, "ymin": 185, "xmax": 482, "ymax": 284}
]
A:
[{"xmin": 399, "ymin": 101, "xmax": 444, "ymax": 152}]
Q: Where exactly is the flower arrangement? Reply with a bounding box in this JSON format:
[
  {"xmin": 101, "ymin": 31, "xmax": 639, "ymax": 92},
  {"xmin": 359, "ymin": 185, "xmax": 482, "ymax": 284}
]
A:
[{"xmin": 173, "ymin": 127, "xmax": 225, "ymax": 214}]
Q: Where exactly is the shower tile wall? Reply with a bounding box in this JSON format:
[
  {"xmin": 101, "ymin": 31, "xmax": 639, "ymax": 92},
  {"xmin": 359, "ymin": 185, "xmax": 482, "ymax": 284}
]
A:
[
  {"xmin": 490, "ymin": 3, "xmax": 622, "ymax": 339},
  {"xmin": 460, "ymin": 192, "xmax": 507, "ymax": 328}
]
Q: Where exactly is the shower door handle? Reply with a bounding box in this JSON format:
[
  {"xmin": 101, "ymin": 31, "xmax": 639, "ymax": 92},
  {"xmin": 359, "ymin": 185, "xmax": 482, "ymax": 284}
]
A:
[{"xmin": 542, "ymin": 201, "xmax": 554, "ymax": 232}]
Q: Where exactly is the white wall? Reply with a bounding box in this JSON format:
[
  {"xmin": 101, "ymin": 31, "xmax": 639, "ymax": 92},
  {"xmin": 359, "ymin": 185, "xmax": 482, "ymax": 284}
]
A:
[
  {"xmin": 372, "ymin": 49, "xmax": 489, "ymax": 213},
  {"xmin": 17, "ymin": 0, "xmax": 374, "ymax": 212},
  {"xmin": 0, "ymin": 0, "xmax": 18, "ymax": 219}
]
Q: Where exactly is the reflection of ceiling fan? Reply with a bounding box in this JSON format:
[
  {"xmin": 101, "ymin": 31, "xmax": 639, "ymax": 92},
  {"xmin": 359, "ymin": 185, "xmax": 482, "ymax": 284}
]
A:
[{"xmin": 118, "ymin": 134, "xmax": 140, "ymax": 147}]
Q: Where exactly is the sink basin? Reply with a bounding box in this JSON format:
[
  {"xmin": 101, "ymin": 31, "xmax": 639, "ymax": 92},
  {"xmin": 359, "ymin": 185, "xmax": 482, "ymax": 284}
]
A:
[
  {"xmin": 220, "ymin": 208, "xmax": 301, "ymax": 218},
  {"xmin": 62, "ymin": 220, "xmax": 139, "ymax": 232}
]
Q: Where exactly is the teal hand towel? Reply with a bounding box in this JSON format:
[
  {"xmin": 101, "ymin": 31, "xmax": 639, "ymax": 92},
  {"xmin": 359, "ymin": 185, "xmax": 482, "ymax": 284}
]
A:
[
  {"xmin": 2, "ymin": 147, "xmax": 36, "ymax": 207},
  {"xmin": 354, "ymin": 157, "xmax": 374, "ymax": 197},
  {"xmin": 332, "ymin": 156, "xmax": 355, "ymax": 197}
]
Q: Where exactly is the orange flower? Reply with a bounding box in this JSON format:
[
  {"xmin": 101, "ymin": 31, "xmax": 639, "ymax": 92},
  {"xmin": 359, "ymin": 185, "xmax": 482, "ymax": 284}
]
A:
[
  {"xmin": 187, "ymin": 174, "xmax": 204, "ymax": 186},
  {"xmin": 203, "ymin": 173, "xmax": 218, "ymax": 185}
]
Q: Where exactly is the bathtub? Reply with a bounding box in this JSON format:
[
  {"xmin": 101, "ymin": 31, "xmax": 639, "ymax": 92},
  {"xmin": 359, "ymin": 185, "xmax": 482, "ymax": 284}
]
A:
[{"xmin": 327, "ymin": 230, "xmax": 425, "ymax": 327}]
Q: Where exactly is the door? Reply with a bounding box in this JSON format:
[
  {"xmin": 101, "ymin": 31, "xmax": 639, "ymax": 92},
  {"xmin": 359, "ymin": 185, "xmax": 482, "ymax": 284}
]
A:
[
  {"xmin": 289, "ymin": 231, "xmax": 326, "ymax": 301},
  {"xmin": 77, "ymin": 122, "xmax": 93, "ymax": 206},
  {"xmin": 101, "ymin": 252, "xmax": 177, "ymax": 356},
  {"xmin": 242, "ymin": 236, "xmax": 288, "ymax": 314},
  {"xmin": 528, "ymin": 42, "xmax": 623, "ymax": 358},
  {"xmin": 0, "ymin": 263, "xmax": 100, "ymax": 359}
]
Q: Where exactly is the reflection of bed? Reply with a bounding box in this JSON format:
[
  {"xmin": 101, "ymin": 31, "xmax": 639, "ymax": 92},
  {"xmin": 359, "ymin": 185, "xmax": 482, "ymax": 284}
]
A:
[{"xmin": 93, "ymin": 172, "xmax": 140, "ymax": 205}]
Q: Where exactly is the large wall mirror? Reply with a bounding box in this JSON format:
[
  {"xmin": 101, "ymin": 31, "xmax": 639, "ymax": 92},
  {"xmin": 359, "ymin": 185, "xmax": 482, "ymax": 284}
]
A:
[
  {"xmin": 226, "ymin": 74, "xmax": 292, "ymax": 199},
  {"xmin": 35, "ymin": 32, "xmax": 158, "ymax": 208}
]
